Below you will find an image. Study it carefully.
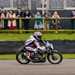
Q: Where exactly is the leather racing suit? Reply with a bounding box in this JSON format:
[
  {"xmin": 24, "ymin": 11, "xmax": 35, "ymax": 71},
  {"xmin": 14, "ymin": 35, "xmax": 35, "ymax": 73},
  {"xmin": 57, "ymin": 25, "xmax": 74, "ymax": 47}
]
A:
[{"xmin": 25, "ymin": 35, "xmax": 46, "ymax": 53}]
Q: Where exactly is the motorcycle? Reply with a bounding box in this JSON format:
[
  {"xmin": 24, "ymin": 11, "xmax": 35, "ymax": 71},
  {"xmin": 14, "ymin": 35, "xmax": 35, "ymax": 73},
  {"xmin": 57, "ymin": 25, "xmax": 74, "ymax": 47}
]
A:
[{"xmin": 16, "ymin": 41, "xmax": 63, "ymax": 64}]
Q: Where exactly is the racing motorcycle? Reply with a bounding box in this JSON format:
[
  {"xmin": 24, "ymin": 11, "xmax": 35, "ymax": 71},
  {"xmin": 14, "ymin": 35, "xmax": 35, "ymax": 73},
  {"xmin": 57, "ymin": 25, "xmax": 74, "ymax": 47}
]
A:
[{"xmin": 16, "ymin": 41, "xmax": 63, "ymax": 64}]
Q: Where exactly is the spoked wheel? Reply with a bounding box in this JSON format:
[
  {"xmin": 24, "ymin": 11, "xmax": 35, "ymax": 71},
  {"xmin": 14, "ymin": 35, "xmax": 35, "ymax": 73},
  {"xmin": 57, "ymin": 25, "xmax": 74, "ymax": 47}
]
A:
[
  {"xmin": 47, "ymin": 52, "xmax": 63, "ymax": 64},
  {"xmin": 16, "ymin": 51, "xmax": 30, "ymax": 64}
]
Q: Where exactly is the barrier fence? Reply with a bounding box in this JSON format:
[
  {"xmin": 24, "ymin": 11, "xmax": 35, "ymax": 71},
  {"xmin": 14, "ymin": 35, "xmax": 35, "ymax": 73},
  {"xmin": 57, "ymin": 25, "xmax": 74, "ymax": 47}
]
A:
[
  {"xmin": 0, "ymin": 41, "xmax": 75, "ymax": 53},
  {"xmin": 0, "ymin": 17, "xmax": 75, "ymax": 33}
]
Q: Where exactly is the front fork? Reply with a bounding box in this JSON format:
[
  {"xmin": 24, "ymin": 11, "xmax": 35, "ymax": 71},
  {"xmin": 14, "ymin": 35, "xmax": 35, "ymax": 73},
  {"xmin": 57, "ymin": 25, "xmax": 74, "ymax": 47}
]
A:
[
  {"xmin": 50, "ymin": 49, "xmax": 58, "ymax": 59},
  {"xmin": 47, "ymin": 48, "xmax": 58, "ymax": 56}
]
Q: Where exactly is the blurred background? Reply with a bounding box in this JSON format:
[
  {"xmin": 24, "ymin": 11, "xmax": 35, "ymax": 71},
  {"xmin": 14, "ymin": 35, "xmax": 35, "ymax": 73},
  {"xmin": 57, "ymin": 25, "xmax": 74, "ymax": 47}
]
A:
[
  {"xmin": 0, "ymin": 0, "xmax": 74, "ymax": 30},
  {"xmin": 0, "ymin": 0, "xmax": 75, "ymax": 58}
]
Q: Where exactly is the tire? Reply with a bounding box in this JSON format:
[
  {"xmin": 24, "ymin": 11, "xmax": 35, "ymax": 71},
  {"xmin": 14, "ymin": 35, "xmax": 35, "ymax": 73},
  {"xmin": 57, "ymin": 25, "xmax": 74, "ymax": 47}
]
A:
[
  {"xmin": 16, "ymin": 51, "xmax": 30, "ymax": 64},
  {"xmin": 47, "ymin": 52, "xmax": 63, "ymax": 64}
]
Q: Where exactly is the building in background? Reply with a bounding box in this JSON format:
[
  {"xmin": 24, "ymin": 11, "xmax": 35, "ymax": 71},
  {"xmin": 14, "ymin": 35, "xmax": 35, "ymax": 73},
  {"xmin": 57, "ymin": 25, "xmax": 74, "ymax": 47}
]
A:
[
  {"xmin": 64, "ymin": 0, "xmax": 75, "ymax": 9},
  {"xmin": 49, "ymin": 0, "xmax": 63, "ymax": 9},
  {"xmin": 0, "ymin": 0, "xmax": 75, "ymax": 11},
  {"xmin": 0, "ymin": 0, "xmax": 31, "ymax": 10}
]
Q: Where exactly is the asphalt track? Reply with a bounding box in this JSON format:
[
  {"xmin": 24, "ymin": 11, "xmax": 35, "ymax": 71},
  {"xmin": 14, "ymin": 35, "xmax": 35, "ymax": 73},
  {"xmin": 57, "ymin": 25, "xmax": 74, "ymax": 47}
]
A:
[{"xmin": 0, "ymin": 59, "xmax": 75, "ymax": 75}]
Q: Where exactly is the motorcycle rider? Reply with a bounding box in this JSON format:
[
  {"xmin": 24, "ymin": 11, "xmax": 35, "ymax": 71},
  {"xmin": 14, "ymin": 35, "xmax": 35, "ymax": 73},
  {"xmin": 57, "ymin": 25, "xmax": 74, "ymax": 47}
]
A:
[{"xmin": 25, "ymin": 31, "xmax": 46, "ymax": 60}]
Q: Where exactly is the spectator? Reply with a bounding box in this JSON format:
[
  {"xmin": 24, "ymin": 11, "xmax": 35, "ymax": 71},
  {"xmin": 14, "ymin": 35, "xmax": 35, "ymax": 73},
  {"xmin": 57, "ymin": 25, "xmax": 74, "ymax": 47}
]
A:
[
  {"xmin": 71, "ymin": 10, "xmax": 75, "ymax": 29},
  {"xmin": 44, "ymin": 13, "xmax": 49, "ymax": 30},
  {"xmin": 12, "ymin": 11, "xmax": 17, "ymax": 29},
  {"xmin": 34, "ymin": 11, "xmax": 44, "ymax": 30},
  {"xmin": 7, "ymin": 10, "xmax": 16, "ymax": 29},
  {"xmin": 4, "ymin": 10, "xmax": 8, "ymax": 29},
  {"xmin": 16, "ymin": 10, "xmax": 20, "ymax": 29},
  {"xmin": 51, "ymin": 11, "xmax": 61, "ymax": 31},
  {"xmin": 6, "ymin": 11, "xmax": 10, "ymax": 29},
  {"xmin": 0, "ymin": 11, "xmax": 5, "ymax": 29},
  {"xmin": 23, "ymin": 10, "xmax": 31, "ymax": 30}
]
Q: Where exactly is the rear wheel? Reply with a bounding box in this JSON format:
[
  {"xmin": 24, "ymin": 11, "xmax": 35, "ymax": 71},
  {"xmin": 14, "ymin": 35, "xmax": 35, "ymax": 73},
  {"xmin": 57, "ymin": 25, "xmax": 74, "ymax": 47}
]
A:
[
  {"xmin": 47, "ymin": 52, "xmax": 63, "ymax": 64},
  {"xmin": 16, "ymin": 51, "xmax": 30, "ymax": 64}
]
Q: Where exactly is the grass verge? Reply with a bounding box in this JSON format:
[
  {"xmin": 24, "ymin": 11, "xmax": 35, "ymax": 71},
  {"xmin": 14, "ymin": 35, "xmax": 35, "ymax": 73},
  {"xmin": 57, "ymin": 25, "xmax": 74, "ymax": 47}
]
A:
[
  {"xmin": 63, "ymin": 54, "xmax": 75, "ymax": 59},
  {"xmin": 0, "ymin": 54, "xmax": 75, "ymax": 60},
  {"xmin": 0, "ymin": 33, "xmax": 75, "ymax": 41},
  {"xmin": 0, "ymin": 54, "xmax": 16, "ymax": 60}
]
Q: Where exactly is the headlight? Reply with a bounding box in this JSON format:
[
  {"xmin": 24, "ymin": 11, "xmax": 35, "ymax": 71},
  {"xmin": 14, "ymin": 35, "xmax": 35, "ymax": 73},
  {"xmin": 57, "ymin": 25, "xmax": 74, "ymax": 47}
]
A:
[{"xmin": 50, "ymin": 44, "xmax": 54, "ymax": 49}]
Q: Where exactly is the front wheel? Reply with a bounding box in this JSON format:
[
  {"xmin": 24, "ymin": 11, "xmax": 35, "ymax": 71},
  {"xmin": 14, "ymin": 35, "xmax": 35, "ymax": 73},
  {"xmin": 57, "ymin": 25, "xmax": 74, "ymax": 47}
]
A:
[
  {"xmin": 16, "ymin": 51, "xmax": 30, "ymax": 64},
  {"xmin": 47, "ymin": 52, "xmax": 63, "ymax": 64}
]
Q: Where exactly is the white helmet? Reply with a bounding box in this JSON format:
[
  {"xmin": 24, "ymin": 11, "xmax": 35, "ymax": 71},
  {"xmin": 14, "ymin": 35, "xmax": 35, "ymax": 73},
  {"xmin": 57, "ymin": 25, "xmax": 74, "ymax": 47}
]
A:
[{"xmin": 33, "ymin": 32, "xmax": 42, "ymax": 40}]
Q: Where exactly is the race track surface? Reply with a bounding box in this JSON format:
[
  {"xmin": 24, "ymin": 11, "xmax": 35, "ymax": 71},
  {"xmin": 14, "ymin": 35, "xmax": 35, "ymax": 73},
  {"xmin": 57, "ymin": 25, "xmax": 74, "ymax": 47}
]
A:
[{"xmin": 0, "ymin": 59, "xmax": 75, "ymax": 75}]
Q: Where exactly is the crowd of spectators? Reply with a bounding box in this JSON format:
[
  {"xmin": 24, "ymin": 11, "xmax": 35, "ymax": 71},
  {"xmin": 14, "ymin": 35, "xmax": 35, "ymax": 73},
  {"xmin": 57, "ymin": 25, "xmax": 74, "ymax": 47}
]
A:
[{"xmin": 0, "ymin": 10, "xmax": 75, "ymax": 30}]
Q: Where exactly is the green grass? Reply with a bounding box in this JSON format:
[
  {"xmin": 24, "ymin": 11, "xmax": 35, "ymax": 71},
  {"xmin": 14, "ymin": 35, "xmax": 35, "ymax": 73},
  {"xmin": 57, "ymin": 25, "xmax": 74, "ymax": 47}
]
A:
[
  {"xmin": 63, "ymin": 54, "xmax": 75, "ymax": 59},
  {"xmin": 0, "ymin": 33, "xmax": 75, "ymax": 41},
  {"xmin": 0, "ymin": 54, "xmax": 75, "ymax": 60},
  {"xmin": 0, "ymin": 54, "xmax": 16, "ymax": 60}
]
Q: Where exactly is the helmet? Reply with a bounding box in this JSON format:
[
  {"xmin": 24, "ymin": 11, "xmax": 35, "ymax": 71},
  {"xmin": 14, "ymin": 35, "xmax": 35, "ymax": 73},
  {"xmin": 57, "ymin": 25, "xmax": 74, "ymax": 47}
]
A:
[{"xmin": 33, "ymin": 32, "xmax": 42, "ymax": 40}]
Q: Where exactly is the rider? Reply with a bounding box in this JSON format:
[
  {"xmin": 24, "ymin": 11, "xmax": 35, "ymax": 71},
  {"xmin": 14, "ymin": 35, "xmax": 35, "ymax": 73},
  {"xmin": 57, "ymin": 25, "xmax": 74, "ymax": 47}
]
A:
[{"xmin": 25, "ymin": 31, "xmax": 46, "ymax": 60}]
